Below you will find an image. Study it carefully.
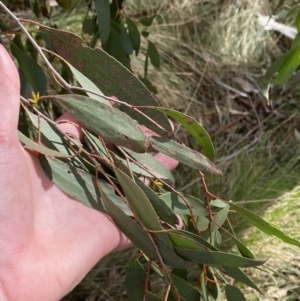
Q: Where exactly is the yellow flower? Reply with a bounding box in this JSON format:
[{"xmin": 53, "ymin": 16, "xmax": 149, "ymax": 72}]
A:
[
  {"xmin": 28, "ymin": 91, "xmax": 40, "ymax": 104},
  {"xmin": 151, "ymin": 180, "xmax": 163, "ymax": 190}
]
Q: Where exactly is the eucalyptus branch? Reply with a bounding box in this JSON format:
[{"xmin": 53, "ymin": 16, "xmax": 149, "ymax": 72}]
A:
[
  {"xmin": 0, "ymin": 2, "xmax": 172, "ymax": 137},
  {"xmin": 120, "ymin": 148, "xmax": 199, "ymax": 230}
]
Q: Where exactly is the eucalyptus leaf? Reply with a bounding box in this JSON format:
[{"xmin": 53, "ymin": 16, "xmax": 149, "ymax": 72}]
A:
[
  {"xmin": 120, "ymin": 22, "xmax": 133, "ymax": 55},
  {"xmin": 225, "ymin": 285, "xmax": 246, "ymax": 301},
  {"xmin": 139, "ymin": 15, "xmax": 158, "ymax": 27},
  {"xmin": 148, "ymin": 41, "xmax": 160, "ymax": 68},
  {"xmin": 82, "ymin": 17, "xmax": 96, "ymax": 35},
  {"xmin": 126, "ymin": 17, "xmax": 141, "ymax": 55},
  {"xmin": 114, "ymin": 167, "xmax": 175, "ymax": 250},
  {"xmin": 102, "ymin": 26, "xmax": 127, "ymax": 66},
  {"xmin": 151, "ymin": 107, "xmax": 215, "ymax": 160},
  {"xmin": 113, "ymin": 157, "xmax": 178, "ymax": 225},
  {"xmin": 18, "ymin": 131, "xmax": 69, "ymax": 158},
  {"xmin": 100, "ymin": 187, "xmax": 158, "ymax": 259},
  {"xmin": 27, "ymin": 111, "xmax": 90, "ymax": 173},
  {"xmin": 95, "ymin": 0, "xmax": 110, "ymax": 44},
  {"xmin": 40, "ymin": 156, "xmax": 131, "ymax": 214},
  {"xmin": 154, "ymin": 238, "xmax": 192, "ymax": 269},
  {"xmin": 174, "ymin": 247, "xmax": 265, "ymax": 268},
  {"xmin": 150, "ymin": 136, "xmax": 222, "ymax": 175},
  {"xmin": 206, "ymin": 268, "xmax": 221, "ymax": 300},
  {"xmin": 124, "ymin": 147, "xmax": 175, "ymax": 185},
  {"xmin": 212, "ymin": 205, "xmax": 229, "ymax": 232},
  {"xmin": 41, "ymin": 26, "xmax": 171, "ymax": 134},
  {"xmin": 114, "ymin": 167, "xmax": 162, "ymax": 230},
  {"xmin": 222, "ymin": 266, "xmax": 261, "ymax": 292},
  {"xmin": 160, "ymin": 192, "xmax": 208, "ymax": 217},
  {"xmin": 53, "ymin": 94, "xmax": 147, "ymax": 152},
  {"xmin": 68, "ymin": 64, "xmax": 108, "ymax": 105},
  {"xmin": 171, "ymin": 274, "xmax": 201, "ymax": 301},
  {"xmin": 11, "ymin": 42, "xmax": 47, "ymax": 95},
  {"xmin": 229, "ymin": 202, "xmax": 300, "ymax": 248},
  {"xmin": 126, "ymin": 260, "xmax": 162, "ymax": 301},
  {"xmin": 225, "ymin": 232, "xmax": 255, "ymax": 259},
  {"xmin": 201, "ymin": 273, "xmax": 209, "ymax": 301}
]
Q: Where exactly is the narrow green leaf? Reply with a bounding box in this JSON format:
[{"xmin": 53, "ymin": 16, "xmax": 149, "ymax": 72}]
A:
[
  {"xmin": 139, "ymin": 15, "xmax": 157, "ymax": 27},
  {"xmin": 171, "ymin": 274, "xmax": 201, "ymax": 301},
  {"xmin": 138, "ymin": 77, "xmax": 158, "ymax": 94},
  {"xmin": 41, "ymin": 26, "xmax": 171, "ymax": 134},
  {"xmin": 120, "ymin": 22, "xmax": 133, "ymax": 55},
  {"xmin": 29, "ymin": 0, "xmax": 40, "ymax": 17},
  {"xmin": 11, "ymin": 42, "xmax": 47, "ymax": 95},
  {"xmin": 82, "ymin": 17, "xmax": 96, "ymax": 35},
  {"xmin": 222, "ymin": 266, "xmax": 261, "ymax": 292},
  {"xmin": 211, "ymin": 199, "xmax": 227, "ymax": 208},
  {"xmin": 150, "ymin": 136, "xmax": 222, "ymax": 175},
  {"xmin": 169, "ymin": 230, "xmax": 217, "ymax": 251},
  {"xmin": 148, "ymin": 41, "xmax": 160, "ymax": 68},
  {"xmin": 100, "ymin": 187, "xmax": 158, "ymax": 259},
  {"xmin": 27, "ymin": 112, "xmax": 88, "ymax": 172},
  {"xmin": 141, "ymin": 30, "xmax": 150, "ymax": 38},
  {"xmin": 264, "ymin": 52, "xmax": 288, "ymax": 82},
  {"xmin": 197, "ymin": 216, "xmax": 210, "ymax": 232},
  {"xmin": 206, "ymin": 268, "xmax": 221, "ymax": 300},
  {"xmin": 83, "ymin": 129, "xmax": 109, "ymax": 159},
  {"xmin": 135, "ymin": 177, "xmax": 178, "ymax": 226},
  {"xmin": 102, "ymin": 26, "xmax": 127, "ymax": 67},
  {"xmin": 126, "ymin": 17, "xmax": 141, "ymax": 55},
  {"xmin": 229, "ymin": 202, "xmax": 300, "ymax": 248},
  {"xmin": 53, "ymin": 94, "xmax": 147, "ymax": 153},
  {"xmin": 154, "ymin": 238, "xmax": 192, "ymax": 269},
  {"xmin": 67, "ymin": 63, "xmax": 109, "ymax": 105},
  {"xmin": 113, "ymin": 157, "xmax": 178, "ymax": 225},
  {"xmin": 295, "ymin": 11, "xmax": 300, "ymax": 31},
  {"xmin": 225, "ymin": 232, "xmax": 255, "ymax": 259},
  {"xmin": 168, "ymin": 231, "xmax": 206, "ymax": 250},
  {"xmin": 291, "ymin": 32, "xmax": 300, "ymax": 48},
  {"xmin": 126, "ymin": 260, "xmax": 163, "ymax": 301},
  {"xmin": 18, "ymin": 131, "xmax": 67, "ymax": 157},
  {"xmin": 40, "ymin": 156, "xmax": 132, "ymax": 214},
  {"xmin": 151, "ymin": 107, "xmax": 215, "ymax": 160},
  {"xmin": 114, "ymin": 167, "xmax": 174, "ymax": 250},
  {"xmin": 275, "ymin": 47, "xmax": 300, "ymax": 84},
  {"xmin": 114, "ymin": 167, "xmax": 162, "ymax": 231},
  {"xmin": 225, "ymin": 285, "xmax": 246, "ymax": 301},
  {"xmin": 171, "ymin": 268, "xmax": 188, "ymax": 281},
  {"xmin": 95, "ymin": 0, "xmax": 110, "ymax": 44},
  {"xmin": 212, "ymin": 205, "xmax": 229, "ymax": 231},
  {"xmin": 123, "ymin": 147, "xmax": 175, "ymax": 185},
  {"xmin": 174, "ymin": 247, "xmax": 265, "ymax": 268},
  {"xmin": 160, "ymin": 192, "xmax": 208, "ymax": 217},
  {"xmin": 201, "ymin": 273, "xmax": 209, "ymax": 301}
]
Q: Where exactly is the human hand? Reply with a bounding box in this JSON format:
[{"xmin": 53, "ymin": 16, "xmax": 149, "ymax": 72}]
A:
[{"xmin": 0, "ymin": 45, "xmax": 178, "ymax": 301}]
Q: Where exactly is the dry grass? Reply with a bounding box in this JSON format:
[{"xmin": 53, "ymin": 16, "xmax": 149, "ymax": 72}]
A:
[{"xmin": 61, "ymin": 0, "xmax": 300, "ymax": 300}]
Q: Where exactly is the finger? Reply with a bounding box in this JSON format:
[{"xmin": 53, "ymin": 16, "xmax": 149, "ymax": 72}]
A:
[
  {"xmin": 0, "ymin": 45, "xmax": 20, "ymax": 144},
  {"xmin": 154, "ymin": 152, "xmax": 179, "ymax": 171},
  {"xmin": 56, "ymin": 112, "xmax": 84, "ymax": 140}
]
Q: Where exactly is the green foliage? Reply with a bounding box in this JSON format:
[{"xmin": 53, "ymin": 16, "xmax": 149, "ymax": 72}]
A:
[
  {"xmin": 1, "ymin": 1, "xmax": 300, "ymax": 300},
  {"xmin": 262, "ymin": 1, "xmax": 300, "ymax": 101}
]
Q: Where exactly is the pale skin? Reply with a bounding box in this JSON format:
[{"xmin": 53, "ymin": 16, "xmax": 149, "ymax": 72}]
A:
[{"xmin": 0, "ymin": 45, "xmax": 178, "ymax": 301}]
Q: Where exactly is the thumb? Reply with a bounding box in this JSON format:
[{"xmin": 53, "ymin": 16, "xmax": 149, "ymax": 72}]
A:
[{"xmin": 0, "ymin": 45, "xmax": 20, "ymax": 144}]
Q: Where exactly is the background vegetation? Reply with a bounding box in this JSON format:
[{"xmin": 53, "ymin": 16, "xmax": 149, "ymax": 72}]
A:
[{"xmin": 1, "ymin": 0, "xmax": 300, "ymax": 300}]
